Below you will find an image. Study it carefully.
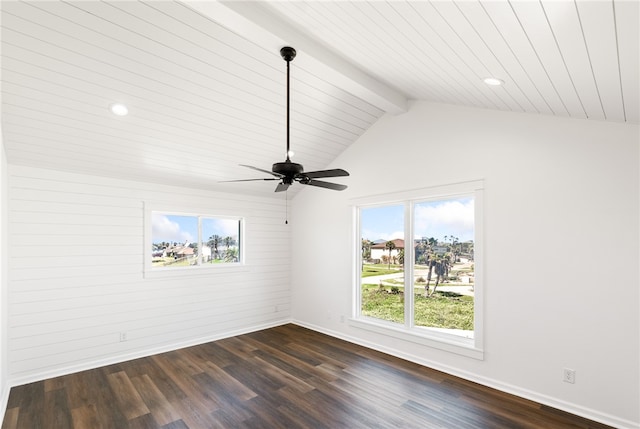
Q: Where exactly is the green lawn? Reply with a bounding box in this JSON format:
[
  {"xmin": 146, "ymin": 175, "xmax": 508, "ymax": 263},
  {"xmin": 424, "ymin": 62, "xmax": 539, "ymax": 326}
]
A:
[
  {"xmin": 361, "ymin": 264, "xmax": 403, "ymax": 278},
  {"xmin": 152, "ymin": 257, "xmax": 231, "ymax": 267},
  {"xmin": 361, "ymin": 283, "xmax": 473, "ymax": 330},
  {"xmin": 152, "ymin": 257, "xmax": 193, "ymax": 267}
]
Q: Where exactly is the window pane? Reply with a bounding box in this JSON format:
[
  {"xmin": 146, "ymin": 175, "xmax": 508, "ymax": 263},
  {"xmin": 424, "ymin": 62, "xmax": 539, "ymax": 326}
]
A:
[
  {"xmin": 360, "ymin": 205, "xmax": 405, "ymax": 324},
  {"xmin": 413, "ymin": 197, "xmax": 474, "ymax": 336},
  {"xmin": 202, "ymin": 218, "xmax": 241, "ymax": 264},
  {"xmin": 151, "ymin": 214, "xmax": 198, "ymax": 268}
]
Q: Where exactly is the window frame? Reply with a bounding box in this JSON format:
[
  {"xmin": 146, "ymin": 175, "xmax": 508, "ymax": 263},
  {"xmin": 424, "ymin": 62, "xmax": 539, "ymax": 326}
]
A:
[
  {"xmin": 143, "ymin": 203, "xmax": 245, "ymax": 278},
  {"xmin": 351, "ymin": 180, "xmax": 484, "ymax": 360}
]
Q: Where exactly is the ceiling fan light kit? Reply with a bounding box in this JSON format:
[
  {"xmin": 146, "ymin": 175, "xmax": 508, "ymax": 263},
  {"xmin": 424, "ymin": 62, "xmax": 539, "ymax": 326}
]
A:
[{"xmin": 222, "ymin": 47, "xmax": 350, "ymax": 193}]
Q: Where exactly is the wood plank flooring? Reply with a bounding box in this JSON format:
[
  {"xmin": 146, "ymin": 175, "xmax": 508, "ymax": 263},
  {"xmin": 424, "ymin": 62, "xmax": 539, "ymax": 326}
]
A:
[{"xmin": 2, "ymin": 324, "xmax": 613, "ymax": 428}]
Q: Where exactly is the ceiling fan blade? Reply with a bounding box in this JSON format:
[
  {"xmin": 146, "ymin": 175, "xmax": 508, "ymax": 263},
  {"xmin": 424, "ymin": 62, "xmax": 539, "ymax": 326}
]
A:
[
  {"xmin": 302, "ymin": 168, "xmax": 350, "ymax": 179},
  {"xmin": 219, "ymin": 178, "xmax": 279, "ymax": 183},
  {"xmin": 239, "ymin": 164, "xmax": 283, "ymax": 178},
  {"xmin": 275, "ymin": 182, "xmax": 290, "ymax": 192},
  {"xmin": 303, "ymin": 179, "xmax": 348, "ymax": 191}
]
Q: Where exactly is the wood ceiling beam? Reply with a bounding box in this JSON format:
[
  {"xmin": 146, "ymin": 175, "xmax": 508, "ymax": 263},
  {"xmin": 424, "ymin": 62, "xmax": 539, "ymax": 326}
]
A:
[{"xmin": 182, "ymin": 0, "xmax": 408, "ymax": 115}]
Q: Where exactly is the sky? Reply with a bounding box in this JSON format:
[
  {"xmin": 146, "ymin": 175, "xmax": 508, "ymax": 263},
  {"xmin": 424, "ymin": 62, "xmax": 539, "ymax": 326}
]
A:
[
  {"xmin": 361, "ymin": 196, "xmax": 474, "ymax": 243},
  {"xmin": 152, "ymin": 213, "xmax": 239, "ymax": 245}
]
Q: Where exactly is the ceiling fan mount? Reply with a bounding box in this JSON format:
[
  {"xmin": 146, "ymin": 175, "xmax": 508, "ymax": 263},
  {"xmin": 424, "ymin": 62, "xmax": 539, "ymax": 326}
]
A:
[
  {"xmin": 280, "ymin": 46, "xmax": 296, "ymax": 62},
  {"xmin": 221, "ymin": 46, "xmax": 349, "ymax": 193}
]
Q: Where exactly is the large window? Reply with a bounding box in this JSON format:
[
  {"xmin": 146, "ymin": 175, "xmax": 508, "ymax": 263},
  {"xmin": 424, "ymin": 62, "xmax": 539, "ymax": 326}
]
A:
[
  {"xmin": 354, "ymin": 181, "xmax": 483, "ymax": 358},
  {"xmin": 360, "ymin": 204, "xmax": 405, "ymax": 324},
  {"xmin": 148, "ymin": 211, "xmax": 242, "ymax": 271}
]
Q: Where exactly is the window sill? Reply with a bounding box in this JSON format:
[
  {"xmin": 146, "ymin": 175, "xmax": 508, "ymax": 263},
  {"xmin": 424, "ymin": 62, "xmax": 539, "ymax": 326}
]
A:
[
  {"xmin": 349, "ymin": 317, "xmax": 484, "ymax": 360},
  {"xmin": 143, "ymin": 263, "xmax": 249, "ymax": 279}
]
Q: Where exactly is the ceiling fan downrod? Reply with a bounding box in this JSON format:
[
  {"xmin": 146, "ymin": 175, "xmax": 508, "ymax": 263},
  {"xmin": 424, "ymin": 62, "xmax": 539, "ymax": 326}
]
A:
[
  {"xmin": 280, "ymin": 47, "xmax": 296, "ymax": 162},
  {"xmin": 221, "ymin": 46, "xmax": 349, "ymax": 193}
]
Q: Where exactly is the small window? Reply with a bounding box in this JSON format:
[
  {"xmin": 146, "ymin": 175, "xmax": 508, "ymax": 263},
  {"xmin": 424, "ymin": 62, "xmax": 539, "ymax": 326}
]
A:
[{"xmin": 148, "ymin": 211, "xmax": 242, "ymax": 272}]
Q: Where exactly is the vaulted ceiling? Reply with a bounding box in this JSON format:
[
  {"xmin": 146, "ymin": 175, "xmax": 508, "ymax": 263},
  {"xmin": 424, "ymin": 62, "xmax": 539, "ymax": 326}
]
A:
[{"xmin": 1, "ymin": 1, "xmax": 638, "ymax": 197}]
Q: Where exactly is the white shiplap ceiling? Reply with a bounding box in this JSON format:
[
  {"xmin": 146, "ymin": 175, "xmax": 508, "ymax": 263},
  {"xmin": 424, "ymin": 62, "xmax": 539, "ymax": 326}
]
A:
[{"xmin": 1, "ymin": 0, "xmax": 638, "ymax": 197}]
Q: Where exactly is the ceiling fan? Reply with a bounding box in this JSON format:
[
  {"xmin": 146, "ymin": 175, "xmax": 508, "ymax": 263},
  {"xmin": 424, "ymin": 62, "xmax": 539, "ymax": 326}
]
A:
[{"xmin": 222, "ymin": 47, "xmax": 349, "ymax": 192}]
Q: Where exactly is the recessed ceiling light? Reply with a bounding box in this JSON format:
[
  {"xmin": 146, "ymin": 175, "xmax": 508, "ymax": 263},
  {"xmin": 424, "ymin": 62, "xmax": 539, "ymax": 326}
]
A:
[
  {"xmin": 110, "ymin": 103, "xmax": 129, "ymax": 116},
  {"xmin": 483, "ymin": 77, "xmax": 504, "ymax": 86},
  {"xmin": 287, "ymin": 150, "xmax": 295, "ymax": 158}
]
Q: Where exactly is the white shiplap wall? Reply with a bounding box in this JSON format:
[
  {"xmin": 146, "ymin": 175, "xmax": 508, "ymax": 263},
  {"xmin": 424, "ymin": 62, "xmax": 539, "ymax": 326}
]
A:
[
  {"xmin": 1, "ymin": 124, "xmax": 9, "ymax": 415},
  {"xmin": 7, "ymin": 165, "xmax": 291, "ymax": 384}
]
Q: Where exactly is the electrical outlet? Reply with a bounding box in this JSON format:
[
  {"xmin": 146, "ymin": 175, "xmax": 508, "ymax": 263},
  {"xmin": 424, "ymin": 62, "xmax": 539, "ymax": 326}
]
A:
[
  {"xmin": 119, "ymin": 332, "xmax": 127, "ymax": 342},
  {"xmin": 563, "ymin": 368, "xmax": 576, "ymax": 384},
  {"xmin": 340, "ymin": 315, "xmax": 345, "ymax": 323}
]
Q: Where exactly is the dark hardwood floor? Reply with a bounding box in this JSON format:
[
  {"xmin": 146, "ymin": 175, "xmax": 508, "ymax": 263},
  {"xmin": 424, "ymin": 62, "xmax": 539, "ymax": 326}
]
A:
[{"xmin": 2, "ymin": 324, "xmax": 613, "ymax": 428}]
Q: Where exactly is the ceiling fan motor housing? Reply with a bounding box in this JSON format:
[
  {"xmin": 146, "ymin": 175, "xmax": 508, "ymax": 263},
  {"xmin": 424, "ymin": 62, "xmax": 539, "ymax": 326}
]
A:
[{"xmin": 273, "ymin": 161, "xmax": 304, "ymax": 177}]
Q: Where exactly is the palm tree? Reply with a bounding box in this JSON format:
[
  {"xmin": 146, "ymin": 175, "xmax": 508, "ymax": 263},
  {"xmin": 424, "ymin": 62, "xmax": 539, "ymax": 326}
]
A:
[
  {"xmin": 450, "ymin": 236, "xmax": 459, "ymax": 262},
  {"xmin": 426, "ymin": 253, "xmax": 453, "ymax": 297},
  {"xmin": 425, "ymin": 255, "xmax": 435, "ymax": 296},
  {"xmin": 224, "ymin": 247, "xmax": 239, "ymax": 262},
  {"xmin": 415, "ymin": 239, "xmax": 427, "ymax": 265},
  {"xmin": 208, "ymin": 234, "xmax": 222, "ymax": 259},
  {"xmin": 223, "ymin": 236, "xmax": 236, "ymax": 259},
  {"xmin": 385, "ymin": 240, "xmax": 396, "ymax": 270},
  {"xmin": 361, "ymin": 239, "xmax": 372, "ymax": 272},
  {"xmin": 361, "ymin": 239, "xmax": 372, "ymax": 260}
]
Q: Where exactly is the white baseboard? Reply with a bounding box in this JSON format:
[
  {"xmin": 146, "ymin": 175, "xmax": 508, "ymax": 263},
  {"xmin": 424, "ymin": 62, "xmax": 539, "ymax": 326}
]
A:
[
  {"xmin": 7, "ymin": 318, "xmax": 290, "ymax": 388},
  {"xmin": 292, "ymin": 320, "xmax": 639, "ymax": 429}
]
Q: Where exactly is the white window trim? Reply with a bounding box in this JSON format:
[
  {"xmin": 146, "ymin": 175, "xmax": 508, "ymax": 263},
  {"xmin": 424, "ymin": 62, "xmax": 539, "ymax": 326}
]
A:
[
  {"xmin": 143, "ymin": 202, "xmax": 247, "ymax": 279},
  {"xmin": 351, "ymin": 180, "xmax": 484, "ymax": 360}
]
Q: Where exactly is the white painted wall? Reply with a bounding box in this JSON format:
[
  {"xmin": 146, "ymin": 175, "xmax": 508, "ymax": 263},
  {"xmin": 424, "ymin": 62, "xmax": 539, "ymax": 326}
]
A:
[
  {"xmin": 7, "ymin": 165, "xmax": 291, "ymax": 385},
  {"xmin": 291, "ymin": 101, "xmax": 640, "ymax": 428}
]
